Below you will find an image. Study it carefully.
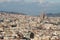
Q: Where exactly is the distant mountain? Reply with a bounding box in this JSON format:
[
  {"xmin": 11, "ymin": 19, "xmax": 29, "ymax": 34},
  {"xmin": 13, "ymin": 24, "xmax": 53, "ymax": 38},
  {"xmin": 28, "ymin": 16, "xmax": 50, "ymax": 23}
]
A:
[
  {"xmin": 0, "ymin": 11, "xmax": 60, "ymax": 17},
  {"xmin": 0, "ymin": 11, "xmax": 26, "ymax": 15},
  {"xmin": 47, "ymin": 13, "xmax": 60, "ymax": 17}
]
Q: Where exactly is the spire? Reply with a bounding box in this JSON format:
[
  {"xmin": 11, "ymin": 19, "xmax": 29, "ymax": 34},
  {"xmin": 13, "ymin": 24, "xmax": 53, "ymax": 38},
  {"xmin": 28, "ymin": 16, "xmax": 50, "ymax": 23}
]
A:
[{"xmin": 40, "ymin": 12, "xmax": 47, "ymax": 20}]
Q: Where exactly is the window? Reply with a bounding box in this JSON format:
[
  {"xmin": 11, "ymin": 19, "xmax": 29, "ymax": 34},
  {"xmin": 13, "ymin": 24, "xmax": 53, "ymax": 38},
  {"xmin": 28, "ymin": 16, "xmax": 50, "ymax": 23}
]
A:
[
  {"xmin": 30, "ymin": 32, "xmax": 34, "ymax": 39},
  {"xmin": 11, "ymin": 24, "xmax": 17, "ymax": 27}
]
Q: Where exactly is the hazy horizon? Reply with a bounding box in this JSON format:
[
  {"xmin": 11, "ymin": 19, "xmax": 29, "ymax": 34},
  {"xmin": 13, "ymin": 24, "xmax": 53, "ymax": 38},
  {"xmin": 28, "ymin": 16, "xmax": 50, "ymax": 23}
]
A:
[{"xmin": 0, "ymin": 0, "xmax": 60, "ymax": 15}]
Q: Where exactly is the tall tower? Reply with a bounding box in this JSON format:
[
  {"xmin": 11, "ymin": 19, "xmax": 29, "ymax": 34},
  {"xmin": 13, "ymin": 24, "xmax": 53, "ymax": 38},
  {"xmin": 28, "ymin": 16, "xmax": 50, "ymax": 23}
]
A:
[{"xmin": 40, "ymin": 12, "xmax": 47, "ymax": 20}]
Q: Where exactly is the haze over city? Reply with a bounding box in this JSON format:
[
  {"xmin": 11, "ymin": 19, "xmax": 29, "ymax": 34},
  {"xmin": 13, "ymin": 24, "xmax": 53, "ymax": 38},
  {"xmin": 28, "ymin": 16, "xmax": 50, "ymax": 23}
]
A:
[
  {"xmin": 0, "ymin": 0, "xmax": 60, "ymax": 40},
  {"xmin": 0, "ymin": 0, "xmax": 60, "ymax": 15}
]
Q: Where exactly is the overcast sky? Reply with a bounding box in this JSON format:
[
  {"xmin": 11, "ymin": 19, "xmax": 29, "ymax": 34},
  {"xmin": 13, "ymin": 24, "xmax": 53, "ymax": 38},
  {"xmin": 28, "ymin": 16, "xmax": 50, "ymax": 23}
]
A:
[
  {"xmin": 0, "ymin": 0, "xmax": 60, "ymax": 3},
  {"xmin": 0, "ymin": 0, "xmax": 60, "ymax": 15}
]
